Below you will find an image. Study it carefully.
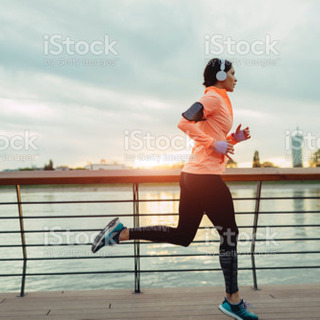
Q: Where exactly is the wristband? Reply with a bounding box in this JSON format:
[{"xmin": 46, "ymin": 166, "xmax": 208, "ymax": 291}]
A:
[
  {"xmin": 215, "ymin": 141, "xmax": 228, "ymax": 154},
  {"xmin": 232, "ymin": 130, "xmax": 246, "ymax": 142}
]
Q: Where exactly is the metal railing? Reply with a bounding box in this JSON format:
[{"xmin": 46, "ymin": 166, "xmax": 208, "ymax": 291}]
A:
[{"xmin": 0, "ymin": 168, "xmax": 320, "ymax": 297}]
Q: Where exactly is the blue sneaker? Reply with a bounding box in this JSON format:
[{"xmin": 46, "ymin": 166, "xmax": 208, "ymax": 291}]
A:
[
  {"xmin": 91, "ymin": 218, "xmax": 127, "ymax": 253},
  {"xmin": 218, "ymin": 298, "xmax": 258, "ymax": 320}
]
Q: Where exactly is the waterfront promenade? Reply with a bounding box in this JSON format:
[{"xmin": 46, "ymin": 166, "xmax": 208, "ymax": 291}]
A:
[{"xmin": 1, "ymin": 284, "xmax": 319, "ymax": 319}]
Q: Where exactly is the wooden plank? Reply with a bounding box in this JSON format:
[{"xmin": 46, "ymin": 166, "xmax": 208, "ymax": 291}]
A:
[{"xmin": 1, "ymin": 284, "xmax": 320, "ymax": 320}]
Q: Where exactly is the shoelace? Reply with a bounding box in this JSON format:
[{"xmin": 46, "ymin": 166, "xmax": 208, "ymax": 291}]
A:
[{"xmin": 241, "ymin": 301, "xmax": 254, "ymax": 310}]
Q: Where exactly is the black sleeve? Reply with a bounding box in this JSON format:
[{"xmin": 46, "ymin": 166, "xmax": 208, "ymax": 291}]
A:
[{"xmin": 181, "ymin": 102, "xmax": 206, "ymax": 122}]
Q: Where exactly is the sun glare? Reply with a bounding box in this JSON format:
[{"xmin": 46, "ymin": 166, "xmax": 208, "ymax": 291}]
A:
[{"xmin": 133, "ymin": 158, "xmax": 182, "ymax": 169}]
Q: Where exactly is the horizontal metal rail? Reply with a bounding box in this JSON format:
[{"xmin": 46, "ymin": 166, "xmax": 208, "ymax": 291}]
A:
[
  {"xmin": 0, "ymin": 168, "xmax": 319, "ymax": 185},
  {"xmin": 1, "ymin": 250, "xmax": 320, "ymax": 260},
  {"xmin": 0, "ymin": 196, "xmax": 319, "ymax": 206},
  {"xmin": 1, "ymin": 224, "xmax": 320, "ymax": 234},
  {"xmin": 2, "ymin": 238, "xmax": 320, "ymax": 249},
  {"xmin": 1, "ymin": 265, "xmax": 320, "ymax": 279}
]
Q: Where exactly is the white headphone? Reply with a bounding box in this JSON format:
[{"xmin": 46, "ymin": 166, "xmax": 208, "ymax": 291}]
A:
[{"xmin": 216, "ymin": 59, "xmax": 227, "ymax": 81}]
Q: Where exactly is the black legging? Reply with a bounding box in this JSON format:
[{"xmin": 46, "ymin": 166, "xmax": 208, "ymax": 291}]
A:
[{"xmin": 129, "ymin": 171, "xmax": 239, "ymax": 294}]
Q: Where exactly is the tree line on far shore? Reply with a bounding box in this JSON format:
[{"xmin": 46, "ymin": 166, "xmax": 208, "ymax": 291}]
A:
[{"xmin": 5, "ymin": 148, "xmax": 320, "ymax": 171}]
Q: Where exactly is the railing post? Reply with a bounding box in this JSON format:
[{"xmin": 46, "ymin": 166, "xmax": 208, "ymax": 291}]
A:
[
  {"xmin": 251, "ymin": 180, "xmax": 262, "ymax": 290},
  {"xmin": 133, "ymin": 182, "xmax": 141, "ymax": 293},
  {"xmin": 16, "ymin": 184, "xmax": 27, "ymax": 297}
]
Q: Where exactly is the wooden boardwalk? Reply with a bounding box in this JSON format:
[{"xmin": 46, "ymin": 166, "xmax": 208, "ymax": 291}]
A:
[{"xmin": 0, "ymin": 284, "xmax": 319, "ymax": 319}]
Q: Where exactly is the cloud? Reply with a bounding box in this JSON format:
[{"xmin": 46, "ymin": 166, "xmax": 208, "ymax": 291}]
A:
[{"xmin": 1, "ymin": 0, "xmax": 319, "ymax": 170}]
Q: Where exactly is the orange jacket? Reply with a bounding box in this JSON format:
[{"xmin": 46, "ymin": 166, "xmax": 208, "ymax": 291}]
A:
[{"xmin": 178, "ymin": 86, "xmax": 237, "ymax": 175}]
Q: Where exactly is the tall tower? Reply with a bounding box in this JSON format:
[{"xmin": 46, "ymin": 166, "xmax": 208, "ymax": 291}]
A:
[{"xmin": 291, "ymin": 127, "xmax": 303, "ymax": 167}]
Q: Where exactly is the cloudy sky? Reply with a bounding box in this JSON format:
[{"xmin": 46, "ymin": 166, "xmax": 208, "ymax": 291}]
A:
[{"xmin": 1, "ymin": 0, "xmax": 319, "ymax": 170}]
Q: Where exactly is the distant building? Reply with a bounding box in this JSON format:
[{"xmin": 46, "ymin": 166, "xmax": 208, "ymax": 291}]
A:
[
  {"xmin": 252, "ymin": 150, "xmax": 261, "ymax": 168},
  {"xmin": 291, "ymin": 127, "xmax": 303, "ymax": 167},
  {"xmin": 84, "ymin": 163, "xmax": 127, "ymax": 170}
]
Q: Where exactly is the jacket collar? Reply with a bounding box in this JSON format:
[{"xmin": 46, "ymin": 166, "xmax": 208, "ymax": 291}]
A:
[{"xmin": 204, "ymin": 86, "xmax": 233, "ymax": 118}]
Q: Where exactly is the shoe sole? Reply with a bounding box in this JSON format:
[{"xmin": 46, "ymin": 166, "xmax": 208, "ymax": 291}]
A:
[
  {"xmin": 218, "ymin": 305, "xmax": 243, "ymax": 320},
  {"xmin": 91, "ymin": 217, "xmax": 120, "ymax": 253}
]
